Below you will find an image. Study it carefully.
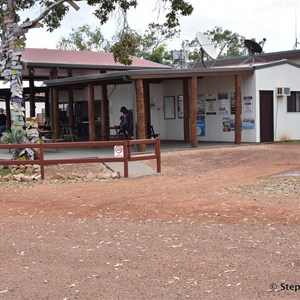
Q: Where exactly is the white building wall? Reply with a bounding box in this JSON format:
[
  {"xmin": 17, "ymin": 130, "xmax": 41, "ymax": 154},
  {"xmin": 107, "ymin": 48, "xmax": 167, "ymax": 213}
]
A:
[
  {"xmin": 149, "ymin": 83, "xmax": 164, "ymax": 137},
  {"xmin": 149, "ymin": 75, "xmax": 258, "ymax": 142},
  {"xmin": 161, "ymin": 80, "xmax": 184, "ymax": 140},
  {"xmin": 56, "ymin": 63, "xmax": 300, "ymax": 142},
  {"xmin": 196, "ymin": 74, "xmax": 256, "ymax": 143},
  {"xmin": 255, "ymin": 64, "xmax": 300, "ymax": 141}
]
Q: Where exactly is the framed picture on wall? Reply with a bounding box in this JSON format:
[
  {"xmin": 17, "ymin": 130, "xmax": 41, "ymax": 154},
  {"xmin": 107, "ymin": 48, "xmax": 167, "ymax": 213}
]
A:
[
  {"xmin": 164, "ymin": 96, "xmax": 176, "ymax": 119},
  {"xmin": 177, "ymin": 95, "xmax": 184, "ymax": 118}
]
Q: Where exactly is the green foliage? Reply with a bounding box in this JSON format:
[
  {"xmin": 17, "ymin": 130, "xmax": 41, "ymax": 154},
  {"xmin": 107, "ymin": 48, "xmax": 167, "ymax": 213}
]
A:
[
  {"xmin": 163, "ymin": 0, "xmax": 193, "ymax": 28},
  {"xmin": 58, "ymin": 21, "xmax": 179, "ymax": 65},
  {"xmin": 56, "ymin": 24, "xmax": 107, "ymax": 51},
  {"xmin": 0, "ymin": 166, "xmax": 11, "ymax": 177},
  {"xmin": 1, "ymin": 127, "xmax": 25, "ymax": 144},
  {"xmin": 1, "ymin": 128, "xmax": 26, "ymax": 160},
  {"xmin": 110, "ymin": 28, "xmax": 140, "ymax": 65},
  {"xmin": 184, "ymin": 26, "xmax": 251, "ymax": 61},
  {"xmin": 204, "ymin": 26, "xmax": 248, "ymax": 58},
  {"xmin": 144, "ymin": 45, "xmax": 166, "ymax": 64},
  {"xmin": 1, "ymin": 0, "xmax": 193, "ymax": 65},
  {"xmin": 43, "ymin": 1, "xmax": 70, "ymax": 32}
]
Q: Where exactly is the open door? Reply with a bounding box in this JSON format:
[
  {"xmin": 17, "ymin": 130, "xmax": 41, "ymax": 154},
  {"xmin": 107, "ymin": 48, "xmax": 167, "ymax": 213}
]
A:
[{"xmin": 259, "ymin": 91, "xmax": 274, "ymax": 142}]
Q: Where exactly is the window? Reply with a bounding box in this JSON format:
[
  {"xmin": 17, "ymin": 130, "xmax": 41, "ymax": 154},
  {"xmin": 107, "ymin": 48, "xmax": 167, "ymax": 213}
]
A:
[{"xmin": 287, "ymin": 92, "xmax": 300, "ymax": 112}]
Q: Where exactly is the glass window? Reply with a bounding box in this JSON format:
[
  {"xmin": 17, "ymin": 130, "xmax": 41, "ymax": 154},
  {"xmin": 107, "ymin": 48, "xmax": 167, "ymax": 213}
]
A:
[{"xmin": 287, "ymin": 92, "xmax": 300, "ymax": 112}]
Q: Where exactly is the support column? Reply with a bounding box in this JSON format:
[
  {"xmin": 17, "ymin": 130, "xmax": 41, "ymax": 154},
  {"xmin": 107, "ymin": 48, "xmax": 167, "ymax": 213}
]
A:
[
  {"xmin": 29, "ymin": 74, "xmax": 35, "ymax": 117},
  {"xmin": 67, "ymin": 70, "xmax": 74, "ymax": 130},
  {"xmin": 235, "ymin": 74, "xmax": 242, "ymax": 144},
  {"xmin": 190, "ymin": 76, "xmax": 198, "ymax": 148},
  {"xmin": 183, "ymin": 78, "xmax": 190, "ymax": 142},
  {"xmin": 68, "ymin": 87, "xmax": 74, "ymax": 129},
  {"xmin": 45, "ymin": 89, "xmax": 50, "ymax": 118},
  {"xmin": 50, "ymin": 69, "xmax": 59, "ymax": 139},
  {"xmin": 136, "ymin": 79, "xmax": 146, "ymax": 152},
  {"xmin": 88, "ymin": 83, "xmax": 96, "ymax": 141},
  {"xmin": 101, "ymin": 84, "xmax": 108, "ymax": 140},
  {"xmin": 144, "ymin": 81, "xmax": 150, "ymax": 136}
]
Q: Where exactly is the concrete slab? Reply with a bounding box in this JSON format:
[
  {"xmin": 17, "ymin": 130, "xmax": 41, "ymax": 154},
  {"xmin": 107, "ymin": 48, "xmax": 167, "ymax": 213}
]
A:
[{"xmin": 106, "ymin": 161, "xmax": 157, "ymax": 178}]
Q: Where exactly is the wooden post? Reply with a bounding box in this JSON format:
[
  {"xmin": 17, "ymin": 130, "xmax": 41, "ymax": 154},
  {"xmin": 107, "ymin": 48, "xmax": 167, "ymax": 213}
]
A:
[
  {"xmin": 50, "ymin": 69, "xmax": 59, "ymax": 139},
  {"xmin": 87, "ymin": 83, "xmax": 96, "ymax": 141},
  {"xmin": 67, "ymin": 70, "xmax": 74, "ymax": 130},
  {"xmin": 101, "ymin": 84, "xmax": 108, "ymax": 140},
  {"xmin": 45, "ymin": 89, "xmax": 50, "ymax": 119},
  {"xmin": 235, "ymin": 74, "xmax": 242, "ymax": 144},
  {"xmin": 183, "ymin": 78, "xmax": 190, "ymax": 142},
  {"xmin": 144, "ymin": 81, "xmax": 150, "ymax": 136},
  {"xmin": 68, "ymin": 88, "xmax": 74, "ymax": 129},
  {"xmin": 190, "ymin": 76, "xmax": 198, "ymax": 148},
  {"xmin": 136, "ymin": 79, "xmax": 146, "ymax": 152},
  {"xmin": 29, "ymin": 74, "xmax": 35, "ymax": 117}
]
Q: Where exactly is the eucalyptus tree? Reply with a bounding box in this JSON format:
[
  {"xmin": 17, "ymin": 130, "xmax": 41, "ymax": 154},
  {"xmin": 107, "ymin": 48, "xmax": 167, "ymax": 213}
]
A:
[{"xmin": 0, "ymin": 0, "xmax": 194, "ymax": 128}]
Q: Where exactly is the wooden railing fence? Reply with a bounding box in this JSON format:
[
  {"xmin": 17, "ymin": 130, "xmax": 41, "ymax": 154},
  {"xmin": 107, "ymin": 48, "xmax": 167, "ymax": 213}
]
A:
[{"xmin": 0, "ymin": 139, "xmax": 161, "ymax": 179}]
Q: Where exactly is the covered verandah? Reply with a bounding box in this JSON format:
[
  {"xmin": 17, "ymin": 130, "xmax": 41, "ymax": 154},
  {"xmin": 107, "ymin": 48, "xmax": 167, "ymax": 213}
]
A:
[{"xmin": 44, "ymin": 66, "xmax": 253, "ymax": 150}]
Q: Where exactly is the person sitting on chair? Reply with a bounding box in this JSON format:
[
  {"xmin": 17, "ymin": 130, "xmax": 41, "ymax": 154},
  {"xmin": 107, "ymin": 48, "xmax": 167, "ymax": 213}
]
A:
[
  {"xmin": 120, "ymin": 106, "xmax": 133, "ymax": 139},
  {"xmin": 113, "ymin": 116, "xmax": 126, "ymax": 138}
]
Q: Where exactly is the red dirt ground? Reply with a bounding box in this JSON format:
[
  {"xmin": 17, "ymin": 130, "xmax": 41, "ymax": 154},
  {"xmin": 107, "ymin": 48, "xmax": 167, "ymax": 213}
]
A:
[{"xmin": 0, "ymin": 143, "xmax": 300, "ymax": 299}]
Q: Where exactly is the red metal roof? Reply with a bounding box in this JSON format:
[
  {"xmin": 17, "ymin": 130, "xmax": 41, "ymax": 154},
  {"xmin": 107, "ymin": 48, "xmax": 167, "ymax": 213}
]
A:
[{"xmin": 21, "ymin": 48, "xmax": 169, "ymax": 69}]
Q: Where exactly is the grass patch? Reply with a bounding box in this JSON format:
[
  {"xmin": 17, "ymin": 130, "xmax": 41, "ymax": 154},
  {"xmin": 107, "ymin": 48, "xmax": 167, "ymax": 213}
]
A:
[
  {"xmin": 0, "ymin": 167, "xmax": 11, "ymax": 177},
  {"xmin": 275, "ymin": 140, "xmax": 300, "ymax": 144}
]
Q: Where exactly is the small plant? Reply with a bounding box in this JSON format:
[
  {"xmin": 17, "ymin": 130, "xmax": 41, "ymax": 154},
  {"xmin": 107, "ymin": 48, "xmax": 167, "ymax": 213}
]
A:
[{"xmin": 1, "ymin": 128, "xmax": 26, "ymax": 160}]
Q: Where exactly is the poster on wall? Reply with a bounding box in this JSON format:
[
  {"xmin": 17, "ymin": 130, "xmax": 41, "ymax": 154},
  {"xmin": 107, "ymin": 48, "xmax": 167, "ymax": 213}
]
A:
[
  {"xmin": 222, "ymin": 117, "xmax": 236, "ymax": 132},
  {"xmin": 197, "ymin": 115, "xmax": 205, "ymax": 136},
  {"xmin": 206, "ymin": 94, "xmax": 217, "ymax": 115},
  {"xmin": 242, "ymin": 118, "xmax": 255, "ymax": 129},
  {"xmin": 230, "ymin": 92, "xmax": 236, "ymax": 114},
  {"xmin": 197, "ymin": 94, "xmax": 205, "ymax": 115},
  {"xmin": 177, "ymin": 95, "xmax": 184, "ymax": 118},
  {"xmin": 243, "ymin": 96, "xmax": 253, "ymax": 112},
  {"xmin": 218, "ymin": 92, "xmax": 230, "ymax": 115},
  {"xmin": 164, "ymin": 96, "xmax": 176, "ymax": 119}
]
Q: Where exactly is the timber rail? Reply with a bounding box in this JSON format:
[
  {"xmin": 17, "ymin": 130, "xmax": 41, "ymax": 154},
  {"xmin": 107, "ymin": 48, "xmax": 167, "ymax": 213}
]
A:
[{"xmin": 0, "ymin": 139, "xmax": 161, "ymax": 179}]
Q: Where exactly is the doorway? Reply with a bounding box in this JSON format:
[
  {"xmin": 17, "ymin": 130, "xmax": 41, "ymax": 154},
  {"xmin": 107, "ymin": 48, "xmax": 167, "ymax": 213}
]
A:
[{"xmin": 259, "ymin": 91, "xmax": 274, "ymax": 142}]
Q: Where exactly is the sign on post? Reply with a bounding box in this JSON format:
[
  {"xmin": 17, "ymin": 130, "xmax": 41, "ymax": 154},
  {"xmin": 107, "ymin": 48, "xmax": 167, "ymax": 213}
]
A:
[{"xmin": 114, "ymin": 145, "xmax": 124, "ymax": 157}]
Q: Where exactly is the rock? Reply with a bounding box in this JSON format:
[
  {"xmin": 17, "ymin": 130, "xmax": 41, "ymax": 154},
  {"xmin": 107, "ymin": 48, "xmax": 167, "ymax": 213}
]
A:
[
  {"xmin": 96, "ymin": 173, "xmax": 112, "ymax": 180},
  {"xmin": 50, "ymin": 173, "xmax": 66, "ymax": 180},
  {"xmin": 111, "ymin": 172, "xmax": 120, "ymax": 179},
  {"xmin": 2, "ymin": 174, "xmax": 14, "ymax": 181}
]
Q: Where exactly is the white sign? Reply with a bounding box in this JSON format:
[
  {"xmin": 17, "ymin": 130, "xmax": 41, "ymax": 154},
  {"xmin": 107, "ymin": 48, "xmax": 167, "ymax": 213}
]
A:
[{"xmin": 114, "ymin": 145, "xmax": 124, "ymax": 157}]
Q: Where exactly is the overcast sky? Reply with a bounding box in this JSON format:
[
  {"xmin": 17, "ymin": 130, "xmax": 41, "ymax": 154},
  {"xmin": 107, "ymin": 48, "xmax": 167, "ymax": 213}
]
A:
[{"xmin": 19, "ymin": 0, "xmax": 300, "ymax": 53}]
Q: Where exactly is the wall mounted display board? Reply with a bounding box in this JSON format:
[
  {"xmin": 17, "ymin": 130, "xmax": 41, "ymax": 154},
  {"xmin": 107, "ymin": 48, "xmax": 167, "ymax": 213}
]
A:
[
  {"xmin": 177, "ymin": 95, "xmax": 184, "ymax": 118},
  {"xmin": 164, "ymin": 96, "xmax": 176, "ymax": 119}
]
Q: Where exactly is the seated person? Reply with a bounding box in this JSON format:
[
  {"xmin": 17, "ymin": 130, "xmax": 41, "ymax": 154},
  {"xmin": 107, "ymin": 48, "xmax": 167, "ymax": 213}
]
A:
[
  {"xmin": 120, "ymin": 106, "xmax": 133, "ymax": 139},
  {"xmin": 113, "ymin": 116, "xmax": 126, "ymax": 137}
]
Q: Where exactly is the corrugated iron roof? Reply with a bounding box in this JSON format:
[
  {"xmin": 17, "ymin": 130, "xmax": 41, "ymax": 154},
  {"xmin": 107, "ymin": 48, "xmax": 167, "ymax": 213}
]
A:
[{"xmin": 22, "ymin": 48, "xmax": 170, "ymax": 70}]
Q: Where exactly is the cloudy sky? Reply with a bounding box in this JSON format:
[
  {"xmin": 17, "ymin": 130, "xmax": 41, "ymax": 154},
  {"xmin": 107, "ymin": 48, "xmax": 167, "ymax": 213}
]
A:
[{"xmin": 19, "ymin": 0, "xmax": 300, "ymax": 53}]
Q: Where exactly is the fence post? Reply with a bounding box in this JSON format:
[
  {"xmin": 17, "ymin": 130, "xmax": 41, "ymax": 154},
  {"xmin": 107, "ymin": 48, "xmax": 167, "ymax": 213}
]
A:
[
  {"xmin": 123, "ymin": 140, "xmax": 129, "ymax": 177},
  {"xmin": 39, "ymin": 144, "xmax": 45, "ymax": 180},
  {"xmin": 155, "ymin": 139, "xmax": 161, "ymax": 173}
]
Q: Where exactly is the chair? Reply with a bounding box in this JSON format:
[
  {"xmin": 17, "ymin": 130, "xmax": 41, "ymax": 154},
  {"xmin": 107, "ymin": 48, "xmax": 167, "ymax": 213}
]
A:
[
  {"xmin": 61, "ymin": 127, "xmax": 76, "ymax": 142},
  {"xmin": 148, "ymin": 125, "xmax": 160, "ymax": 139}
]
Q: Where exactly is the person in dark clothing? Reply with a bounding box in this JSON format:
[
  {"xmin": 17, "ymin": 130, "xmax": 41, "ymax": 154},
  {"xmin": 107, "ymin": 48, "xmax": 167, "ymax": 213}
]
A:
[
  {"xmin": 0, "ymin": 108, "xmax": 7, "ymax": 134},
  {"xmin": 120, "ymin": 106, "xmax": 133, "ymax": 139}
]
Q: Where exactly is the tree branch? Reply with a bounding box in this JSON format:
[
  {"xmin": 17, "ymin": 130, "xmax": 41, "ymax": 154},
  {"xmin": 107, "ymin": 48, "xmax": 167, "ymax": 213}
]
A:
[{"xmin": 21, "ymin": 0, "xmax": 69, "ymax": 28}]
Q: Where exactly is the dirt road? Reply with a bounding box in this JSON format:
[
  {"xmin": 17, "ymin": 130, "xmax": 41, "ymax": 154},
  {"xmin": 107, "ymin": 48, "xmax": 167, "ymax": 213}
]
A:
[{"xmin": 0, "ymin": 143, "xmax": 300, "ymax": 299}]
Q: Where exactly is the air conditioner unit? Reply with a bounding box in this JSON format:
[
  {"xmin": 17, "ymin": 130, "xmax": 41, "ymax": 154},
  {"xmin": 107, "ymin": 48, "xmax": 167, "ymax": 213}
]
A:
[
  {"xmin": 276, "ymin": 87, "xmax": 291, "ymax": 96},
  {"xmin": 283, "ymin": 87, "xmax": 291, "ymax": 96}
]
